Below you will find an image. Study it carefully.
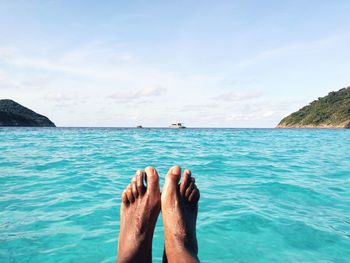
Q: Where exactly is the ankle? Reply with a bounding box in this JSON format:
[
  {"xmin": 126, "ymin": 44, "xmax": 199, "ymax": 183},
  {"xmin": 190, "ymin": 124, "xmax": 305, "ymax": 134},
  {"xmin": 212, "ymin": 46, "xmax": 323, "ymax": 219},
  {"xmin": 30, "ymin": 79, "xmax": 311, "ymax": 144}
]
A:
[
  {"xmin": 117, "ymin": 248, "xmax": 152, "ymax": 263},
  {"xmin": 165, "ymin": 240, "xmax": 198, "ymax": 263},
  {"xmin": 117, "ymin": 253, "xmax": 151, "ymax": 263},
  {"xmin": 117, "ymin": 237, "xmax": 152, "ymax": 263},
  {"xmin": 165, "ymin": 248, "xmax": 199, "ymax": 263}
]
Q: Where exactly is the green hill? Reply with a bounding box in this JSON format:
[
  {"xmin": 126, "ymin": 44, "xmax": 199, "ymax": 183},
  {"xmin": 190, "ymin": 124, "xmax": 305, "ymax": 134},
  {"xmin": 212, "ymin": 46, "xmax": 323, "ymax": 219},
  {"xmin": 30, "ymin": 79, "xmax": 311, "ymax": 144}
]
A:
[
  {"xmin": 277, "ymin": 87, "xmax": 350, "ymax": 128},
  {"xmin": 0, "ymin": 99, "xmax": 55, "ymax": 127}
]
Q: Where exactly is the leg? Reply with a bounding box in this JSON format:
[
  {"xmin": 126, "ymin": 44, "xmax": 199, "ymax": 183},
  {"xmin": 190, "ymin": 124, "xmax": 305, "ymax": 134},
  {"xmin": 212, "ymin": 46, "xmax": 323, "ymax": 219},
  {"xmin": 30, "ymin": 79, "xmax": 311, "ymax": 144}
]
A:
[
  {"xmin": 117, "ymin": 167, "xmax": 161, "ymax": 263},
  {"xmin": 162, "ymin": 166, "xmax": 200, "ymax": 263}
]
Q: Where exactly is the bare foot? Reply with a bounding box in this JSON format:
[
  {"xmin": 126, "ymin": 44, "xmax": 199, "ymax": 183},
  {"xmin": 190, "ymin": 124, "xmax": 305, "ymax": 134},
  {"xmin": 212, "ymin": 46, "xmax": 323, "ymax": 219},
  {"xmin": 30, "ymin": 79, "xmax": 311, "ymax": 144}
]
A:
[
  {"xmin": 162, "ymin": 165, "xmax": 200, "ymax": 263},
  {"xmin": 117, "ymin": 167, "xmax": 161, "ymax": 263}
]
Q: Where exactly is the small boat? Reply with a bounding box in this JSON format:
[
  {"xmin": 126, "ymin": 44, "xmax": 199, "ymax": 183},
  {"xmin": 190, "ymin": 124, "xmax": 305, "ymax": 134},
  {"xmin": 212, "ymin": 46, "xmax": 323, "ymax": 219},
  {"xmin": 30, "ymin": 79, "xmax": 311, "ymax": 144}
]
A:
[
  {"xmin": 169, "ymin": 123, "xmax": 186, "ymax": 129},
  {"xmin": 136, "ymin": 125, "xmax": 143, "ymax": 128}
]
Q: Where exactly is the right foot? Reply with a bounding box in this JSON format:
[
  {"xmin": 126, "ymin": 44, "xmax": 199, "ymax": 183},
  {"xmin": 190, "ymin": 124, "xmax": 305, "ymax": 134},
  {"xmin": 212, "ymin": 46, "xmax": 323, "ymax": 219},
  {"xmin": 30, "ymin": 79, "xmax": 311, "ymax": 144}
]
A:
[
  {"xmin": 162, "ymin": 165, "xmax": 200, "ymax": 263},
  {"xmin": 117, "ymin": 167, "xmax": 161, "ymax": 263}
]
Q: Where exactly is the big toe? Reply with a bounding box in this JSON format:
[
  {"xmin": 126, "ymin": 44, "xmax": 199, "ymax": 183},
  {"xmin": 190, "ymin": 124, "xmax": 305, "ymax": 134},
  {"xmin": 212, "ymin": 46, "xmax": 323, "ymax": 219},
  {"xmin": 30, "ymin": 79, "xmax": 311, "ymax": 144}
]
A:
[
  {"xmin": 164, "ymin": 165, "xmax": 181, "ymax": 190},
  {"xmin": 144, "ymin": 166, "xmax": 160, "ymax": 193}
]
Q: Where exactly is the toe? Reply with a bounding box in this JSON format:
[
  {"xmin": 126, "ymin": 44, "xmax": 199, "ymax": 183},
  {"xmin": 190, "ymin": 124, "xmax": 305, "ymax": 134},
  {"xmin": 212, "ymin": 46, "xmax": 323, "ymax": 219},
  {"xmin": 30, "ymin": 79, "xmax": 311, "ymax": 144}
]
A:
[
  {"xmin": 185, "ymin": 178, "xmax": 195, "ymax": 199},
  {"xmin": 136, "ymin": 170, "xmax": 146, "ymax": 195},
  {"xmin": 132, "ymin": 179, "xmax": 138, "ymax": 198},
  {"xmin": 126, "ymin": 184, "xmax": 134, "ymax": 203},
  {"xmin": 180, "ymin": 169, "xmax": 191, "ymax": 196},
  {"xmin": 144, "ymin": 166, "xmax": 160, "ymax": 192},
  {"xmin": 122, "ymin": 190, "xmax": 129, "ymax": 204},
  {"xmin": 165, "ymin": 165, "xmax": 181, "ymax": 187},
  {"xmin": 188, "ymin": 186, "xmax": 200, "ymax": 203}
]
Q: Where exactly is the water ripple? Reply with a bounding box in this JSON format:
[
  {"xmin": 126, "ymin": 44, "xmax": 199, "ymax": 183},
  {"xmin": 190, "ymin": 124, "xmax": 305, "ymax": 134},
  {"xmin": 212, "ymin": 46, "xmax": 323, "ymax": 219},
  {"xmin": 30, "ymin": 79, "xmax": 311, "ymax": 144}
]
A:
[{"xmin": 1, "ymin": 128, "xmax": 350, "ymax": 262}]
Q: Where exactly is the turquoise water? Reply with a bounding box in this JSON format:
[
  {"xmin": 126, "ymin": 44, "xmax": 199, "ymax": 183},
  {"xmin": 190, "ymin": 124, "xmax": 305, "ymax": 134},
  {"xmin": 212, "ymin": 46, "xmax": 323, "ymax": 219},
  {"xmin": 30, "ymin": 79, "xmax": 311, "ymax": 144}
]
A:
[{"xmin": 1, "ymin": 128, "xmax": 350, "ymax": 262}]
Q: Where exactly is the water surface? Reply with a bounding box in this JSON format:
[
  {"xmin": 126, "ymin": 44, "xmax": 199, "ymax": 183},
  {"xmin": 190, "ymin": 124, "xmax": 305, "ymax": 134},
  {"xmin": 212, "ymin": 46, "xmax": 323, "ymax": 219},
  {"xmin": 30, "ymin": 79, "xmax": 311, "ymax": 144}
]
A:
[{"xmin": 1, "ymin": 128, "xmax": 350, "ymax": 262}]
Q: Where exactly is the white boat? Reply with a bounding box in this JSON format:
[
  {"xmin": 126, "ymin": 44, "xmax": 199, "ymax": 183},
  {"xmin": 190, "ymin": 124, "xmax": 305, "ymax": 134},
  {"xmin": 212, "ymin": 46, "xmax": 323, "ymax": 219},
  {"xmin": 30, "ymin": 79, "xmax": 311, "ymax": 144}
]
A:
[{"xmin": 169, "ymin": 123, "xmax": 186, "ymax": 128}]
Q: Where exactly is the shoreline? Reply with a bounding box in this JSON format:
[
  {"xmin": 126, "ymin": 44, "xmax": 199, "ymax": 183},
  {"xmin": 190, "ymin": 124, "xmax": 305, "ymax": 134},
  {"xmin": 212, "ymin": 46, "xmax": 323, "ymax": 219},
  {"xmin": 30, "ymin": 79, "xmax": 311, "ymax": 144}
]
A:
[{"xmin": 276, "ymin": 124, "xmax": 350, "ymax": 129}]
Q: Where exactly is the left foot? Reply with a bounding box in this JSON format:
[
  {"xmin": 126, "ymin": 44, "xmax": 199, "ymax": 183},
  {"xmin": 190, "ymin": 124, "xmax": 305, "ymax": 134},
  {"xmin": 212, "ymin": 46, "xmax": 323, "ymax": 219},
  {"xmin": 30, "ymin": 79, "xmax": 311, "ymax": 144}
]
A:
[{"xmin": 117, "ymin": 167, "xmax": 161, "ymax": 263}]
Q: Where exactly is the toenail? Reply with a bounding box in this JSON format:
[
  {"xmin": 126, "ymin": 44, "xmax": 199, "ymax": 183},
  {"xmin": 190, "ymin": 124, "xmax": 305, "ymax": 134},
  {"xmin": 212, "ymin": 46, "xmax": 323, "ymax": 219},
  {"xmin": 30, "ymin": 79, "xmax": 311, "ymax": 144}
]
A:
[
  {"xmin": 171, "ymin": 166, "xmax": 180, "ymax": 174},
  {"xmin": 146, "ymin": 167, "xmax": 155, "ymax": 174}
]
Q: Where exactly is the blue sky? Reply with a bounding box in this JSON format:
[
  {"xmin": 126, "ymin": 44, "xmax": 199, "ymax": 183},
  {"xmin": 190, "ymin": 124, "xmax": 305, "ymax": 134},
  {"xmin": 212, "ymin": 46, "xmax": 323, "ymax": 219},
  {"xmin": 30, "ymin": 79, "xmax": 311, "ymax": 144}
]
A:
[{"xmin": 1, "ymin": 1, "xmax": 350, "ymax": 127}]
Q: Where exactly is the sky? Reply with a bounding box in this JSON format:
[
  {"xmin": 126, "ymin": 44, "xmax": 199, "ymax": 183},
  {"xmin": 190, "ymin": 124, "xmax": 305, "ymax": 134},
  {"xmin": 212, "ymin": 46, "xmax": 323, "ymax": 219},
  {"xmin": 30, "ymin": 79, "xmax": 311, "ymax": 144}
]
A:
[{"xmin": 1, "ymin": 0, "xmax": 350, "ymax": 127}]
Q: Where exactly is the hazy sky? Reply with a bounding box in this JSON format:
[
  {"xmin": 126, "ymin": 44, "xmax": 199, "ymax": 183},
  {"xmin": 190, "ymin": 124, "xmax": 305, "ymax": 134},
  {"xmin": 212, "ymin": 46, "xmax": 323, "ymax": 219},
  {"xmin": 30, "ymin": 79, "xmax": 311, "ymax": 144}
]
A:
[{"xmin": 1, "ymin": 1, "xmax": 350, "ymax": 127}]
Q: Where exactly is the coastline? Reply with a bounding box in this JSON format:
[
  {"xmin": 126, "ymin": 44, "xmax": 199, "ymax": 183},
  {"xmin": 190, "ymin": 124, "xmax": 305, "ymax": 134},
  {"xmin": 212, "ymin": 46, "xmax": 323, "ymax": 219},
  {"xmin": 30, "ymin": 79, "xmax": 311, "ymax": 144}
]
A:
[{"xmin": 276, "ymin": 122, "xmax": 350, "ymax": 129}]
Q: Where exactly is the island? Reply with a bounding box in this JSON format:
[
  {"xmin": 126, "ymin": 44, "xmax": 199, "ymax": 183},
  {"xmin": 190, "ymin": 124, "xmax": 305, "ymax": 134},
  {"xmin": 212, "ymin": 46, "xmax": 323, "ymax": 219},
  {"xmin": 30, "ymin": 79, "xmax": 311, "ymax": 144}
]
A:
[
  {"xmin": 0, "ymin": 99, "xmax": 56, "ymax": 127},
  {"xmin": 277, "ymin": 87, "xmax": 350, "ymax": 128}
]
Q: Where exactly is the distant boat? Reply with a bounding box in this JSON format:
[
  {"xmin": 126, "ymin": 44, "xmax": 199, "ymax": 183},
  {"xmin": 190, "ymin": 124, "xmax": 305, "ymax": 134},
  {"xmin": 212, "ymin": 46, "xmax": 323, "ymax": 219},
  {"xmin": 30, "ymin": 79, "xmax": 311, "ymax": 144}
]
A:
[
  {"xmin": 169, "ymin": 123, "xmax": 186, "ymax": 128},
  {"xmin": 136, "ymin": 125, "xmax": 143, "ymax": 128}
]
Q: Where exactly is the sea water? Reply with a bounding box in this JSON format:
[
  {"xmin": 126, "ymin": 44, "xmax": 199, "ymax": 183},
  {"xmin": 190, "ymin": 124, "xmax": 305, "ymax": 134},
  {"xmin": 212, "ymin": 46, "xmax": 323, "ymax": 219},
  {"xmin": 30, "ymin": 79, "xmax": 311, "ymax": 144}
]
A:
[{"xmin": 1, "ymin": 128, "xmax": 349, "ymax": 262}]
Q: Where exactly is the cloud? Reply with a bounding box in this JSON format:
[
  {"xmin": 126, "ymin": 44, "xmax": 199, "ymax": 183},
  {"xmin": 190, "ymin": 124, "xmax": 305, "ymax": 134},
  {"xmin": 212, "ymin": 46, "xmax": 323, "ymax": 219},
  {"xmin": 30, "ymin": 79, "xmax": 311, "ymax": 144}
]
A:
[
  {"xmin": 41, "ymin": 92, "xmax": 90, "ymax": 109},
  {"xmin": 235, "ymin": 33, "xmax": 350, "ymax": 69},
  {"xmin": 219, "ymin": 97, "xmax": 308, "ymax": 126},
  {"xmin": 0, "ymin": 37, "xmax": 325, "ymax": 127},
  {"xmin": 0, "ymin": 43, "xmax": 138, "ymax": 82},
  {"xmin": 226, "ymin": 109, "xmax": 275, "ymax": 121},
  {"xmin": 0, "ymin": 70, "xmax": 19, "ymax": 90},
  {"xmin": 213, "ymin": 90, "xmax": 263, "ymax": 102},
  {"xmin": 43, "ymin": 92, "xmax": 76, "ymax": 101},
  {"xmin": 0, "ymin": 46, "xmax": 16, "ymax": 58},
  {"xmin": 109, "ymin": 86, "xmax": 167, "ymax": 103},
  {"xmin": 137, "ymin": 86, "xmax": 166, "ymax": 97},
  {"xmin": 179, "ymin": 103, "xmax": 218, "ymax": 112},
  {"xmin": 21, "ymin": 77, "xmax": 52, "ymax": 88}
]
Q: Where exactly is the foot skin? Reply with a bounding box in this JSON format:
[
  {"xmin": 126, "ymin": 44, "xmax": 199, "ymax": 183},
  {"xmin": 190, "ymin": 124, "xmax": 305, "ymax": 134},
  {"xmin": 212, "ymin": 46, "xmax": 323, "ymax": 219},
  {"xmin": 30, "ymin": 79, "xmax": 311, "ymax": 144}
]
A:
[
  {"xmin": 117, "ymin": 167, "xmax": 161, "ymax": 263},
  {"xmin": 162, "ymin": 166, "xmax": 200, "ymax": 263}
]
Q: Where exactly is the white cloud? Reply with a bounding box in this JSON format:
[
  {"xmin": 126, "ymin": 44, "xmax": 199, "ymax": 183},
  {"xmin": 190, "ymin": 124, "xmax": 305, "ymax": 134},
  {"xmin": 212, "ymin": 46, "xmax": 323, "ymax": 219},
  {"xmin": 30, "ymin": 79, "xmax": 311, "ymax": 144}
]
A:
[
  {"xmin": 180, "ymin": 103, "xmax": 218, "ymax": 111},
  {"xmin": 137, "ymin": 86, "xmax": 167, "ymax": 97},
  {"xmin": 0, "ymin": 46, "xmax": 16, "ymax": 57},
  {"xmin": 0, "ymin": 38, "xmax": 329, "ymax": 127},
  {"xmin": 109, "ymin": 86, "xmax": 167, "ymax": 103},
  {"xmin": 234, "ymin": 33, "xmax": 350, "ymax": 69},
  {"xmin": 0, "ymin": 44, "xmax": 138, "ymax": 83},
  {"xmin": 0, "ymin": 70, "xmax": 19, "ymax": 90},
  {"xmin": 43, "ymin": 92, "xmax": 78, "ymax": 102},
  {"xmin": 213, "ymin": 90, "xmax": 263, "ymax": 102}
]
